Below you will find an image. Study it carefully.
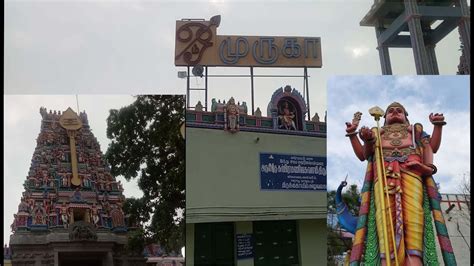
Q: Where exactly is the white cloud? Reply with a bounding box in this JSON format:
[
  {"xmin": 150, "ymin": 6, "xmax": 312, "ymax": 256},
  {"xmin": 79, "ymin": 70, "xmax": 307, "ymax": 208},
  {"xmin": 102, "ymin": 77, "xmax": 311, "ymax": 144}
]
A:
[
  {"xmin": 344, "ymin": 45, "xmax": 370, "ymax": 59},
  {"xmin": 433, "ymin": 110, "xmax": 470, "ymax": 192},
  {"xmin": 129, "ymin": 1, "xmax": 146, "ymax": 12},
  {"xmin": 57, "ymin": 34, "xmax": 86, "ymax": 53},
  {"xmin": 208, "ymin": 0, "xmax": 229, "ymax": 15},
  {"xmin": 5, "ymin": 30, "xmax": 34, "ymax": 49},
  {"xmin": 393, "ymin": 75, "xmax": 429, "ymax": 92}
]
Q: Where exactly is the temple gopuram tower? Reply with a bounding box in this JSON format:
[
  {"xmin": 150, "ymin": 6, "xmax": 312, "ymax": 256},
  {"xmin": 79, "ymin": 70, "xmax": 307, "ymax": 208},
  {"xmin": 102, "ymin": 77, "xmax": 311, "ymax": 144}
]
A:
[{"xmin": 9, "ymin": 107, "xmax": 145, "ymax": 266}]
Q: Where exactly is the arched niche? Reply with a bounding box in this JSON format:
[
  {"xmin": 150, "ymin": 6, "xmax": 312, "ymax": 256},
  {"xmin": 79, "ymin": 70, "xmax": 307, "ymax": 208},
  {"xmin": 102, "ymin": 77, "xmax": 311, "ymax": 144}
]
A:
[
  {"xmin": 267, "ymin": 85, "xmax": 307, "ymax": 131},
  {"xmin": 110, "ymin": 208, "xmax": 124, "ymax": 227}
]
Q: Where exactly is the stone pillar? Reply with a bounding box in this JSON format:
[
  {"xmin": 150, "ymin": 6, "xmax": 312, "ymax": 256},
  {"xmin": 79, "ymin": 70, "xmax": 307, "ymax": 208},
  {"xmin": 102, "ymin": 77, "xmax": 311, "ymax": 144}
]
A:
[
  {"xmin": 54, "ymin": 251, "xmax": 59, "ymax": 266},
  {"xmin": 35, "ymin": 255, "xmax": 42, "ymax": 266},
  {"xmin": 102, "ymin": 251, "xmax": 114, "ymax": 266},
  {"xmin": 425, "ymin": 44, "xmax": 439, "ymax": 74},
  {"xmin": 122, "ymin": 257, "xmax": 130, "ymax": 266},
  {"xmin": 375, "ymin": 25, "xmax": 393, "ymax": 75},
  {"xmin": 404, "ymin": 0, "xmax": 433, "ymax": 74},
  {"xmin": 84, "ymin": 209, "xmax": 91, "ymax": 223},
  {"xmin": 271, "ymin": 109, "xmax": 278, "ymax": 129},
  {"xmin": 455, "ymin": 0, "xmax": 471, "ymax": 74}
]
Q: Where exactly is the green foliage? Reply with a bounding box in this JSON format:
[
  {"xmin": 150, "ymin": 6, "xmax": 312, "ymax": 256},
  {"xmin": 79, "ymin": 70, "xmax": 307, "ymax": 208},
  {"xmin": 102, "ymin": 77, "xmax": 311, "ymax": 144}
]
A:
[
  {"xmin": 105, "ymin": 95, "xmax": 185, "ymax": 253},
  {"xmin": 125, "ymin": 227, "xmax": 146, "ymax": 256},
  {"xmin": 327, "ymin": 225, "xmax": 351, "ymax": 265},
  {"xmin": 123, "ymin": 197, "xmax": 151, "ymax": 228}
]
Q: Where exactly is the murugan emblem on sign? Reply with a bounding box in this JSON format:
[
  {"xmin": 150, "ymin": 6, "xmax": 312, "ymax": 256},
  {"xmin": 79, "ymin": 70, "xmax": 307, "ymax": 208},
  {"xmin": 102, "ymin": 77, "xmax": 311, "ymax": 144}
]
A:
[{"xmin": 175, "ymin": 15, "xmax": 221, "ymax": 65}]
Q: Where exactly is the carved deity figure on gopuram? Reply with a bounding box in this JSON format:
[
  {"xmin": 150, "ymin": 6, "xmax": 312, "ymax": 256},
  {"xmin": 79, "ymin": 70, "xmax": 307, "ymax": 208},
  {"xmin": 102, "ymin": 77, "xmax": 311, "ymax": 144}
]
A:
[
  {"xmin": 224, "ymin": 97, "xmax": 240, "ymax": 132},
  {"xmin": 337, "ymin": 102, "xmax": 457, "ymax": 266},
  {"xmin": 278, "ymin": 100, "xmax": 297, "ymax": 130}
]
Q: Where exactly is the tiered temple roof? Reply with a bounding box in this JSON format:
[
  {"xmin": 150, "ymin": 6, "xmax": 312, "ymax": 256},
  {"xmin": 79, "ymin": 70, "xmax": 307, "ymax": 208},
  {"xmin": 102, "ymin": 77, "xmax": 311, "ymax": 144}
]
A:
[{"xmin": 10, "ymin": 107, "xmax": 128, "ymax": 234}]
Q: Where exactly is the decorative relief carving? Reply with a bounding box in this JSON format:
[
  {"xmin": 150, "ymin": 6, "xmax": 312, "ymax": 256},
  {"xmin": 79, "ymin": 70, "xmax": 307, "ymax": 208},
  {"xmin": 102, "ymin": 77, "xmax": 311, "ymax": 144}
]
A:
[{"xmin": 68, "ymin": 221, "xmax": 98, "ymax": 241}]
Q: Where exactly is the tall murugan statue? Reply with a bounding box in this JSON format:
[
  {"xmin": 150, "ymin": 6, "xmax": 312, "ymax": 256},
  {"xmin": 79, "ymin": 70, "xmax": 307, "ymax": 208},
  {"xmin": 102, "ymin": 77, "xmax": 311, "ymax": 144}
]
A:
[{"xmin": 337, "ymin": 102, "xmax": 456, "ymax": 266}]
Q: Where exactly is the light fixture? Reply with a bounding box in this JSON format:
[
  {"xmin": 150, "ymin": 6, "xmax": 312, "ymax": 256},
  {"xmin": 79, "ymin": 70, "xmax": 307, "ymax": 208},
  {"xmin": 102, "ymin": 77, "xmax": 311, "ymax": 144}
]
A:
[
  {"xmin": 177, "ymin": 71, "xmax": 187, "ymax": 79},
  {"xmin": 192, "ymin": 65, "xmax": 204, "ymax": 77}
]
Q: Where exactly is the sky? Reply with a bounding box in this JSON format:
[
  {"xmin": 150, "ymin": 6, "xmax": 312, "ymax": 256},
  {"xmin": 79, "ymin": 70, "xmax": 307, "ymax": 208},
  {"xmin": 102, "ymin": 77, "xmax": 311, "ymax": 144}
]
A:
[
  {"xmin": 4, "ymin": 0, "xmax": 466, "ymax": 120},
  {"xmin": 327, "ymin": 76, "xmax": 470, "ymax": 194},
  {"xmin": 3, "ymin": 95, "xmax": 147, "ymax": 245}
]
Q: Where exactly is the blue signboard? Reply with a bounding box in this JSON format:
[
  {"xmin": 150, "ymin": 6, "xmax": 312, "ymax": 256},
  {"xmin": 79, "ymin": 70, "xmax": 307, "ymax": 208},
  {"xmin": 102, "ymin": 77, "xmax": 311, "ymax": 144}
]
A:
[
  {"xmin": 260, "ymin": 153, "xmax": 326, "ymax": 191},
  {"xmin": 236, "ymin": 234, "xmax": 254, "ymax": 259}
]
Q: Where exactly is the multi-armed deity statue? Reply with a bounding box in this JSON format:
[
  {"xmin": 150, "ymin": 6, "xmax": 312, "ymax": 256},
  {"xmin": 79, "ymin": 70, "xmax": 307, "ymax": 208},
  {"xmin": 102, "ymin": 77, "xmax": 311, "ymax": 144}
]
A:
[{"xmin": 337, "ymin": 102, "xmax": 456, "ymax": 266}]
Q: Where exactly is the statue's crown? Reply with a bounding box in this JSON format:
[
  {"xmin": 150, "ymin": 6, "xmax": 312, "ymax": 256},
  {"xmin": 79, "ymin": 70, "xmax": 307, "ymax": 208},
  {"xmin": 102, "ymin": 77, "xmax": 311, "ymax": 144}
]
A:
[{"xmin": 384, "ymin": 102, "xmax": 408, "ymax": 117}]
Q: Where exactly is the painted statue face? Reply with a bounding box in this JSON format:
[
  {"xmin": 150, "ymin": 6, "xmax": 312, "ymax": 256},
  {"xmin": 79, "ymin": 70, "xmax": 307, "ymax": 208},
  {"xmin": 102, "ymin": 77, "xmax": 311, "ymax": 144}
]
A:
[{"xmin": 385, "ymin": 106, "xmax": 407, "ymax": 125}]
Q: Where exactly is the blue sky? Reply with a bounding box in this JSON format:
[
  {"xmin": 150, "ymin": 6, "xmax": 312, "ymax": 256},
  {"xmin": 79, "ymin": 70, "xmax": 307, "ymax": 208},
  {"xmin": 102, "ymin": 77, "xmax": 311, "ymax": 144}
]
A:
[{"xmin": 327, "ymin": 76, "xmax": 470, "ymax": 194}]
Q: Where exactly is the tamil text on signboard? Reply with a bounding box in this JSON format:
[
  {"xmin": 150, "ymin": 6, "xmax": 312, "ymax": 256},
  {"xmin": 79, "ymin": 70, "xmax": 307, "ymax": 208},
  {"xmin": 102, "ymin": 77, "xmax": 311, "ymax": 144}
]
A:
[
  {"xmin": 260, "ymin": 153, "xmax": 326, "ymax": 191},
  {"xmin": 236, "ymin": 234, "xmax": 254, "ymax": 260},
  {"xmin": 175, "ymin": 15, "xmax": 322, "ymax": 68}
]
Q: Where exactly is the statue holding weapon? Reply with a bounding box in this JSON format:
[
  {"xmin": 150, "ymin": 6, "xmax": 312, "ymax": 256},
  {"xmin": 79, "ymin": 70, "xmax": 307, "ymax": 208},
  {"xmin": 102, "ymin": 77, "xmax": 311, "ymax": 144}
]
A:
[{"xmin": 338, "ymin": 102, "xmax": 456, "ymax": 266}]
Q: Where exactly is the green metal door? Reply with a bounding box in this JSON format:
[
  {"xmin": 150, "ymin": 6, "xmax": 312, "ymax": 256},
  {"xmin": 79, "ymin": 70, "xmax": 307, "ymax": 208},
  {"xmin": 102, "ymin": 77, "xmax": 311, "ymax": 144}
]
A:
[
  {"xmin": 253, "ymin": 220, "xmax": 299, "ymax": 266},
  {"xmin": 195, "ymin": 222, "xmax": 235, "ymax": 266}
]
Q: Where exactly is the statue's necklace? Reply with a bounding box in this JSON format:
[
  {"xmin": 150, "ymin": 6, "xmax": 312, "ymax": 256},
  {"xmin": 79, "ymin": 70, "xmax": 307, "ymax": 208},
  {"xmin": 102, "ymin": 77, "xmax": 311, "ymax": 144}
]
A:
[{"xmin": 382, "ymin": 124, "xmax": 408, "ymax": 147}]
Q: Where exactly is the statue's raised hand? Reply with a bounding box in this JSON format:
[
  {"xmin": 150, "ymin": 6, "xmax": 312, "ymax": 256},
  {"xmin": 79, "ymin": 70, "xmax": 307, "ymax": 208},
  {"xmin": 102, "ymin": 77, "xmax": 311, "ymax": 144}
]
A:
[
  {"xmin": 428, "ymin": 113, "xmax": 445, "ymax": 152},
  {"xmin": 345, "ymin": 122, "xmax": 358, "ymax": 133},
  {"xmin": 345, "ymin": 111, "xmax": 362, "ymax": 134},
  {"xmin": 429, "ymin": 113, "xmax": 446, "ymax": 125},
  {"xmin": 359, "ymin": 126, "xmax": 374, "ymax": 142}
]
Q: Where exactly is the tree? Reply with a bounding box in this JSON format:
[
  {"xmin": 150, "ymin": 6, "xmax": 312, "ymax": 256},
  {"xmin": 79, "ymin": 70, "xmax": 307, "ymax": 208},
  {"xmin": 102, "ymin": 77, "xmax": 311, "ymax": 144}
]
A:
[
  {"xmin": 459, "ymin": 172, "xmax": 470, "ymax": 200},
  {"xmin": 457, "ymin": 172, "xmax": 470, "ymax": 224},
  {"xmin": 105, "ymin": 95, "xmax": 185, "ymax": 253},
  {"xmin": 456, "ymin": 172, "xmax": 471, "ymax": 250},
  {"xmin": 457, "ymin": 29, "xmax": 469, "ymax": 75}
]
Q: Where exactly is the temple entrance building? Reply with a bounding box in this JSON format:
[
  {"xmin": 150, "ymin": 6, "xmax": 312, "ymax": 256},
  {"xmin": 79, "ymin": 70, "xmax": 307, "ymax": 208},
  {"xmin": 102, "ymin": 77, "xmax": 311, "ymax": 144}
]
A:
[
  {"xmin": 176, "ymin": 15, "xmax": 326, "ymax": 265},
  {"xmin": 9, "ymin": 107, "xmax": 145, "ymax": 266},
  {"xmin": 186, "ymin": 86, "xmax": 327, "ymax": 266}
]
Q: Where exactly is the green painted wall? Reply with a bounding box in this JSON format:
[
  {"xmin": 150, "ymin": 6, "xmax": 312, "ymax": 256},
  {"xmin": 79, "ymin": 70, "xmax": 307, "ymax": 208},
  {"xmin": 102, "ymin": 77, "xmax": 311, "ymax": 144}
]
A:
[
  {"xmin": 298, "ymin": 219, "xmax": 327, "ymax": 265},
  {"xmin": 186, "ymin": 128, "xmax": 327, "ymax": 223}
]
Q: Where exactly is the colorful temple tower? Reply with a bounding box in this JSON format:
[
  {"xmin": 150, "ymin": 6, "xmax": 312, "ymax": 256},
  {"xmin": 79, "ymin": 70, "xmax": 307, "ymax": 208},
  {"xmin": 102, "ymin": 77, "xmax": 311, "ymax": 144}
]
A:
[{"xmin": 9, "ymin": 107, "xmax": 145, "ymax": 266}]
